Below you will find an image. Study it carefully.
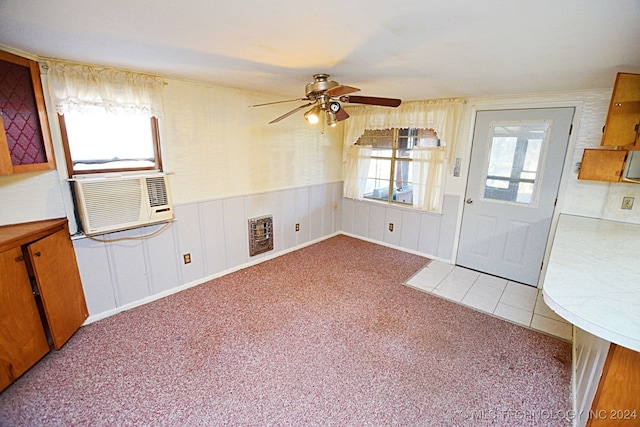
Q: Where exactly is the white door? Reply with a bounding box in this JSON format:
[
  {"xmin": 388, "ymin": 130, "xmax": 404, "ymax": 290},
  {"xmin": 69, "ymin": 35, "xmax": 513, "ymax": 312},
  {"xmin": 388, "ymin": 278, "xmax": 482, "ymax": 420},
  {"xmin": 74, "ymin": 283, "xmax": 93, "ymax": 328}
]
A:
[{"xmin": 457, "ymin": 108, "xmax": 574, "ymax": 286}]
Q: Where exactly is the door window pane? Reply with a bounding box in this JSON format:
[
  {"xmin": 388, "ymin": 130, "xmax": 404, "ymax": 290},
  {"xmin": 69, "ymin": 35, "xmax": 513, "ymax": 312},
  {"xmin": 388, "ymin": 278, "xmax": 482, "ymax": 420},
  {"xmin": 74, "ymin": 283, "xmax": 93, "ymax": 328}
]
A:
[{"xmin": 483, "ymin": 122, "xmax": 549, "ymax": 204}]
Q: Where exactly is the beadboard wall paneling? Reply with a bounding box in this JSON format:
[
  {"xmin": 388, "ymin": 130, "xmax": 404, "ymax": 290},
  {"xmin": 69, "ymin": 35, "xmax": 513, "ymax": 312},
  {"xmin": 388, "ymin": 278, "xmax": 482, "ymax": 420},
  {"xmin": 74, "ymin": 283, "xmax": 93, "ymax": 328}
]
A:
[
  {"xmin": 73, "ymin": 182, "xmax": 342, "ymax": 321},
  {"xmin": 341, "ymin": 195, "xmax": 460, "ymax": 262},
  {"xmin": 573, "ymin": 327, "xmax": 611, "ymax": 427}
]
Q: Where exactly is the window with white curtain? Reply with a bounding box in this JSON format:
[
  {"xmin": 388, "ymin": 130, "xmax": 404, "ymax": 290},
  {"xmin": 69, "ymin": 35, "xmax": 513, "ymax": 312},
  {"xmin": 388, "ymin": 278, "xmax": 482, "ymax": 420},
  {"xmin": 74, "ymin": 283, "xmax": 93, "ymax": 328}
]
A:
[
  {"xmin": 341, "ymin": 98, "xmax": 464, "ymax": 213},
  {"xmin": 46, "ymin": 60, "xmax": 165, "ymax": 176},
  {"xmin": 355, "ymin": 128, "xmax": 440, "ymax": 206}
]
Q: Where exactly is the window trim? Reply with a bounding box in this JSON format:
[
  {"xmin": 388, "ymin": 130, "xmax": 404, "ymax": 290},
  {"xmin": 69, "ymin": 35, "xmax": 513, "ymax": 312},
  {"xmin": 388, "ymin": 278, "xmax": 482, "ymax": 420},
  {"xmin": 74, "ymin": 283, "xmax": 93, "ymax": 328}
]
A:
[{"xmin": 58, "ymin": 114, "xmax": 162, "ymax": 177}]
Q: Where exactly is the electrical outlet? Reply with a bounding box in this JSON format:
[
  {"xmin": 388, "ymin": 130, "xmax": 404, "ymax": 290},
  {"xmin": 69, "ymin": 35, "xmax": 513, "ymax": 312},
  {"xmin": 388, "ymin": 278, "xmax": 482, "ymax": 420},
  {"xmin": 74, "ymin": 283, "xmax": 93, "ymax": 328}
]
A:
[
  {"xmin": 295, "ymin": 223, "xmax": 300, "ymax": 231},
  {"xmin": 183, "ymin": 253, "xmax": 191, "ymax": 264},
  {"xmin": 389, "ymin": 223, "xmax": 394, "ymax": 232},
  {"xmin": 622, "ymin": 197, "xmax": 634, "ymax": 210}
]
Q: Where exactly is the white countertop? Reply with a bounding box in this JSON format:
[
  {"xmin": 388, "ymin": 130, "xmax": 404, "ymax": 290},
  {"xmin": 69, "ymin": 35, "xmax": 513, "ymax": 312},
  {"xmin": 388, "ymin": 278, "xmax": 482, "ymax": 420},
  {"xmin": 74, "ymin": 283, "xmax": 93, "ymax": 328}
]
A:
[{"xmin": 542, "ymin": 214, "xmax": 640, "ymax": 352}]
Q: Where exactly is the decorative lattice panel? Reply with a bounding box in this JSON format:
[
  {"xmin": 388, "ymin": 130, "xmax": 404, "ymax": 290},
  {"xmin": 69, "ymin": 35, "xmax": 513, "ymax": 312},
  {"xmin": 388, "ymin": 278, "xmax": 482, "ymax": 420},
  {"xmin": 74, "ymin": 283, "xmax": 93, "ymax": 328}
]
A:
[{"xmin": 0, "ymin": 59, "xmax": 46, "ymax": 165}]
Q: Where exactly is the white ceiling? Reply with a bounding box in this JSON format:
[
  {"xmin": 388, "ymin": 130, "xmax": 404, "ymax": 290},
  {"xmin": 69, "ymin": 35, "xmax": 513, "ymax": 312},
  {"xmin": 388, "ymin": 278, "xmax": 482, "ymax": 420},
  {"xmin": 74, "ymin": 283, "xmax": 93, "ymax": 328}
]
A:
[{"xmin": 1, "ymin": 0, "xmax": 639, "ymax": 102}]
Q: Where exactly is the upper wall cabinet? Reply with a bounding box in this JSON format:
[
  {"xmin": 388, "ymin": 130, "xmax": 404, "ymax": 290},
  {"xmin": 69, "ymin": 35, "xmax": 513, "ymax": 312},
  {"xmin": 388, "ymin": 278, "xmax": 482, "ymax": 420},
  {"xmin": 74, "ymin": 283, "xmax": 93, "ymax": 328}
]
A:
[
  {"xmin": 579, "ymin": 72, "xmax": 640, "ymax": 182},
  {"xmin": 601, "ymin": 72, "xmax": 640, "ymax": 148},
  {"xmin": 578, "ymin": 148, "xmax": 628, "ymax": 182},
  {"xmin": 0, "ymin": 50, "xmax": 55, "ymax": 175}
]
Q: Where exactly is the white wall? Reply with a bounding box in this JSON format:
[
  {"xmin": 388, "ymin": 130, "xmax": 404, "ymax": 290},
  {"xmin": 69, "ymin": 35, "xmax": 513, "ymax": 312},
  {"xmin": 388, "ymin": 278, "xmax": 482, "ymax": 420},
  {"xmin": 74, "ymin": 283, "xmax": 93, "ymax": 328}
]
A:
[{"xmin": 161, "ymin": 78, "xmax": 343, "ymax": 205}]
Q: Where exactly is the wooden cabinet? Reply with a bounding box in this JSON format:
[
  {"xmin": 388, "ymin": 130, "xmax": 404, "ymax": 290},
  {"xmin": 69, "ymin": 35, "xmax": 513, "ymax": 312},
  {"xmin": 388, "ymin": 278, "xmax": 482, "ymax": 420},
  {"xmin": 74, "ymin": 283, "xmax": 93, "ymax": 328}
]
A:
[
  {"xmin": 579, "ymin": 72, "xmax": 640, "ymax": 182},
  {"xmin": 587, "ymin": 344, "xmax": 640, "ymax": 426},
  {"xmin": 0, "ymin": 218, "xmax": 88, "ymax": 393},
  {"xmin": 601, "ymin": 73, "xmax": 640, "ymax": 148},
  {"xmin": 0, "ymin": 50, "xmax": 55, "ymax": 175},
  {"xmin": 578, "ymin": 149, "xmax": 627, "ymax": 182}
]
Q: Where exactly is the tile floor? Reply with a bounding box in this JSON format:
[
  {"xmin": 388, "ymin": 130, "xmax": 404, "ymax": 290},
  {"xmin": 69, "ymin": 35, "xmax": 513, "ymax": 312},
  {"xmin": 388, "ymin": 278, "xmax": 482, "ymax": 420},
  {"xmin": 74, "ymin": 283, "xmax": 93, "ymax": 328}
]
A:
[{"xmin": 405, "ymin": 260, "xmax": 573, "ymax": 341}]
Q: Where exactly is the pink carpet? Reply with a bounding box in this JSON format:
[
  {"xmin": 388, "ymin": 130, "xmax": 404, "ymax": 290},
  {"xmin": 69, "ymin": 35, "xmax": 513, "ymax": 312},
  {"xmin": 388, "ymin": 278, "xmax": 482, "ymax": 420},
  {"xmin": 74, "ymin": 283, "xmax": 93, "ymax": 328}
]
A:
[{"xmin": 0, "ymin": 235, "xmax": 572, "ymax": 426}]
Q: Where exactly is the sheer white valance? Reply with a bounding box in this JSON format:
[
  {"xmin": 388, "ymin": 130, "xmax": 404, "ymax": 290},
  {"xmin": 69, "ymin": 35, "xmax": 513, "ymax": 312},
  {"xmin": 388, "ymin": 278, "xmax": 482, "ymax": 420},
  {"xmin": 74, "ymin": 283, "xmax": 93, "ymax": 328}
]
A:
[
  {"xmin": 45, "ymin": 60, "xmax": 165, "ymax": 118},
  {"xmin": 342, "ymin": 98, "xmax": 464, "ymax": 167}
]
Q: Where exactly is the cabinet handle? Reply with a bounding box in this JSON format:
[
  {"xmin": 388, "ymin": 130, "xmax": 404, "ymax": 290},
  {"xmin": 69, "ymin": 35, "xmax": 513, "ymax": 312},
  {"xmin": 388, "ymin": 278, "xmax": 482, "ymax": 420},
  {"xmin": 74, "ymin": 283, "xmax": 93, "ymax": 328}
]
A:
[
  {"xmin": 15, "ymin": 255, "xmax": 24, "ymax": 262},
  {"xmin": 34, "ymin": 251, "xmax": 42, "ymax": 257}
]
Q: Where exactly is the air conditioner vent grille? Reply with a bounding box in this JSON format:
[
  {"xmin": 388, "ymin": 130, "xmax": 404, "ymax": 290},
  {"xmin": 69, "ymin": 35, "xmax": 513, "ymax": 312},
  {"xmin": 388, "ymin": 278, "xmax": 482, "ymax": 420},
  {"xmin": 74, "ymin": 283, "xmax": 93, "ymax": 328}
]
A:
[
  {"xmin": 146, "ymin": 176, "xmax": 168, "ymax": 207},
  {"xmin": 74, "ymin": 173, "xmax": 173, "ymax": 235},
  {"xmin": 80, "ymin": 179, "xmax": 143, "ymax": 229}
]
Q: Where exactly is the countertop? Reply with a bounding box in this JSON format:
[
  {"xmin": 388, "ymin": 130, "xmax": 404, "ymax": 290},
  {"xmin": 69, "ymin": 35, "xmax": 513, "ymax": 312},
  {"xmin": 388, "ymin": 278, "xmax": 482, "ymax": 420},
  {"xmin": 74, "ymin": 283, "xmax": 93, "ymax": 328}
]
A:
[{"xmin": 542, "ymin": 214, "xmax": 640, "ymax": 352}]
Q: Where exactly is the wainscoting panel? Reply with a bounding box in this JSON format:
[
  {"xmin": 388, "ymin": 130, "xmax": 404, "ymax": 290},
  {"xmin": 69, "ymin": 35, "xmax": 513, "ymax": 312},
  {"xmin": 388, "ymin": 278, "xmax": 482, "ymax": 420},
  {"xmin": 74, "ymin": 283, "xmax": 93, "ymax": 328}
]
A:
[
  {"xmin": 437, "ymin": 195, "xmax": 460, "ymax": 260},
  {"xmin": 573, "ymin": 327, "xmax": 610, "ymax": 427},
  {"xmin": 280, "ymin": 188, "xmax": 299, "ymax": 251},
  {"xmin": 222, "ymin": 196, "xmax": 250, "ymax": 267},
  {"xmin": 143, "ymin": 223, "xmax": 181, "ymax": 296},
  {"xmin": 72, "ymin": 236, "xmax": 117, "ymax": 315},
  {"xmin": 353, "ymin": 202, "xmax": 371, "ymax": 237},
  {"xmin": 106, "ymin": 228, "xmax": 152, "ymax": 306},
  {"xmin": 199, "ymin": 199, "xmax": 228, "ymax": 277},
  {"xmin": 73, "ymin": 182, "xmax": 342, "ymax": 321},
  {"xmin": 384, "ymin": 208, "xmax": 403, "ymax": 247},
  {"xmin": 309, "ymin": 184, "xmax": 325, "ymax": 242},
  {"xmin": 174, "ymin": 203, "xmax": 206, "ymax": 285},
  {"xmin": 295, "ymin": 186, "xmax": 311, "ymax": 246},
  {"xmin": 368, "ymin": 204, "xmax": 386, "ymax": 242},
  {"xmin": 400, "ymin": 210, "xmax": 421, "ymax": 251},
  {"xmin": 418, "ymin": 213, "xmax": 441, "ymax": 256},
  {"xmin": 341, "ymin": 195, "xmax": 460, "ymax": 261}
]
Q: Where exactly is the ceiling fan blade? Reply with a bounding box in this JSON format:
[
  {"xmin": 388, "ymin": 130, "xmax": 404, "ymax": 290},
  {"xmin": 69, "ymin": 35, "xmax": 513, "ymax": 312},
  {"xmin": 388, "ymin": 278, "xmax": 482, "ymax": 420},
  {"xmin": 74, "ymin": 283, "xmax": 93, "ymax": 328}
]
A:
[
  {"xmin": 269, "ymin": 102, "xmax": 315, "ymax": 124},
  {"xmin": 335, "ymin": 108, "xmax": 349, "ymax": 122},
  {"xmin": 340, "ymin": 95, "xmax": 401, "ymax": 108},
  {"xmin": 251, "ymin": 98, "xmax": 307, "ymax": 107},
  {"xmin": 325, "ymin": 85, "xmax": 360, "ymax": 97}
]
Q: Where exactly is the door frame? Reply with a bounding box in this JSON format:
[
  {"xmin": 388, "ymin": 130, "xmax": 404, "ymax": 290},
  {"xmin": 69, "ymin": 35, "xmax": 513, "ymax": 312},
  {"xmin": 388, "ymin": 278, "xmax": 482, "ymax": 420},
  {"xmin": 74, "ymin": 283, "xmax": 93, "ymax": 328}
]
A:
[{"xmin": 452, "ymin": 99, "xmax": 583, "ymax": 288}]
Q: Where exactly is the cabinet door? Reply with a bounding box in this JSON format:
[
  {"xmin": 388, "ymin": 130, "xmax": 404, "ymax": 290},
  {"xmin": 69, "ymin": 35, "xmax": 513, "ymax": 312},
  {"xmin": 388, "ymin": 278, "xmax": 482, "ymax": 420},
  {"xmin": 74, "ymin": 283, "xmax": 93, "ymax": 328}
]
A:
[
  {"xmin": 588, "ymin": 344, "xmax": 640, "ymax": 426},
  {"xmin": 578, "ymin": 149, "xmax": 627, "ymax": 182},
  {"xmin": 601, "ymin": 73, "xmax": 640, "ymax": 147},
  {"xmin": 0, "ymin": 246, "xmax": 50, "ymax": 392},
  {"xmin": 0, "ymin": 50, "xmax": 55, "ymax": 175},
  {"xmin": 28, "ymin": 230, "xmax": 88, "ymax": 349}
]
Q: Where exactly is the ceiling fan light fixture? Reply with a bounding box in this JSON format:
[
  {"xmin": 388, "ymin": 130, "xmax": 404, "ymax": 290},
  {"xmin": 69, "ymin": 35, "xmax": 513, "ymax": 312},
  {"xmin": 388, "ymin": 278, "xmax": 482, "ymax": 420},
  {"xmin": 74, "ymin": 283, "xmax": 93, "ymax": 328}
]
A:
[
  {"xmin": 304, "ymin": 105, "xmax": 321, "ymax": 124},
  {"xmin": 326, "ymin": 111, "xmax": 338, "ymax": 127}
]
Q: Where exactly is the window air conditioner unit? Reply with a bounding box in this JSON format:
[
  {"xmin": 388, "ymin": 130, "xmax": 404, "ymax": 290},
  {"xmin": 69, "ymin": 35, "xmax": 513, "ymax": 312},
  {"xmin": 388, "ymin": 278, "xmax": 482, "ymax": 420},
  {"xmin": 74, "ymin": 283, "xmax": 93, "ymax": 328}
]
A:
[{"xmin": 74, "ymin": 173, "xmax": 174, "ymax": 236}]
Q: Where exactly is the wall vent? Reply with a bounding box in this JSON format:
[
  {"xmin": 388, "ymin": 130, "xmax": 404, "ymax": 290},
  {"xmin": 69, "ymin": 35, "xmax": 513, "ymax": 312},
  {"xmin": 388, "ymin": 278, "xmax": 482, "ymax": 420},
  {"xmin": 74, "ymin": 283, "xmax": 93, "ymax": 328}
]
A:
[
  {"xmin": 74, "ymin": 173, "xmax": 174, "ymax": 236},
  {"xmin": 248, "ymin": 215, "xmax": 273, "ymax": 256}
]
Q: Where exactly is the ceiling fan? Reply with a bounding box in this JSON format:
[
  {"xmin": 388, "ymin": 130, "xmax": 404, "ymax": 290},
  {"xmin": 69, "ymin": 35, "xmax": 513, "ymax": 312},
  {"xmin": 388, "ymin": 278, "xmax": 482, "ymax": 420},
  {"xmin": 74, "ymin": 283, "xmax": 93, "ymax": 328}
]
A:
[{"xmin": 251, "ymin": 74, "xmax": 401, "ymax": 127}]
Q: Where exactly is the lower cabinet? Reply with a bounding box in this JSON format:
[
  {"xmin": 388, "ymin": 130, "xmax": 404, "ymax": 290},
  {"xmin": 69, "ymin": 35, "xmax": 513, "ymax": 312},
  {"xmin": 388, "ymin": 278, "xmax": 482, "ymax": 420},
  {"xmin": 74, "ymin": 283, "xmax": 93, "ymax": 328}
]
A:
[
  {"xmin": 0, "ymin": 218, "xmax": 88, "ymax": 392},
  {"xmin": 587, "ymin": 344, "xmax": 640, "ymax": 426}
]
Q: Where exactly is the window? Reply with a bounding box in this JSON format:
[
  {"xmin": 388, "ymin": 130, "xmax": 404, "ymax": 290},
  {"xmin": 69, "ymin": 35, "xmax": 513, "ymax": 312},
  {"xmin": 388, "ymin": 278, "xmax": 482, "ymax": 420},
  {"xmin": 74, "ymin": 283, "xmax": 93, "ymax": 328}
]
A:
[
  {"xmin": 45, "ymin": 59, "xmax": 165, "ymax": 177},
  {"xmin": 356, "ymin": 127, "xmax": 440, "ymax": 205},
  {"xmin": 59, "ymin": 110, "xmax": 162, "ymax": 176}
]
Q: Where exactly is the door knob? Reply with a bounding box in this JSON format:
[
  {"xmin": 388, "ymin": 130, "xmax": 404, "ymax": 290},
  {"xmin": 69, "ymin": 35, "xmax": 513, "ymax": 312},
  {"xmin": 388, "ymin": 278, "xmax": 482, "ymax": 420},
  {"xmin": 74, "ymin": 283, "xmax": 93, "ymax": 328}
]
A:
[
  {"xmin": 465, "ymin": 198, "xmax": 473, "ymax": 204},
  {"xmin": 34, "ymin": 251, "xmax": 42, "ymax": 257}
]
